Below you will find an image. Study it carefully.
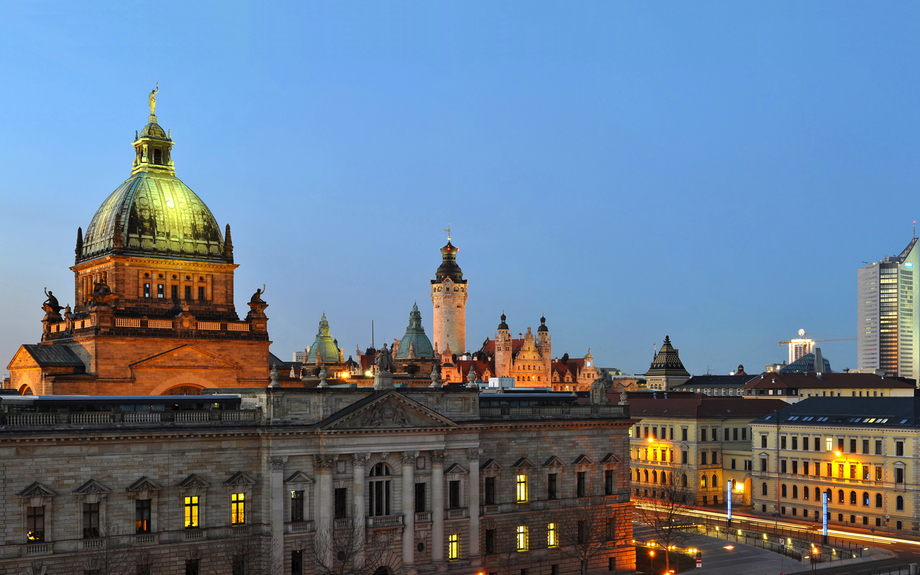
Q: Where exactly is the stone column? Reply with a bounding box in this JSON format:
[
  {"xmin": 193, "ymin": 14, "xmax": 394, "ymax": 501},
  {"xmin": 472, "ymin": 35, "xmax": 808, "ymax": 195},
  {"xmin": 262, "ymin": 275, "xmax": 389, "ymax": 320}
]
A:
[
  {"xmin": 352, "ymin": 453, "xmax": 368, "ymax": 567},
  {"xmin": 402, "ymin": 451, "xmax": 418, "ymax": 575},
  {"xmin": 467, "ymin": 448, "xmax": 482, "ymax": 564},
  {"xmin": 269, "ymin": 456, "xmax": 287, "ymax": 575},
  {"xmin": 313, "ymin": 454, "xmax": 336, "ymax": 568},
  {"xmin": 431, "ymin": 451, "xmax": 446, "ymax": 569}
]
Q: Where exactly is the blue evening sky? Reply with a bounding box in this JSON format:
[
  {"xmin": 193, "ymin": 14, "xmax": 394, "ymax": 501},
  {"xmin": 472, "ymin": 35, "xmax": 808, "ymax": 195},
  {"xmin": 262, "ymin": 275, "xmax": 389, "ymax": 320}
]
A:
[{"xmin": 2, "ymin": 2, "xmax": 919, "ymax": 377}]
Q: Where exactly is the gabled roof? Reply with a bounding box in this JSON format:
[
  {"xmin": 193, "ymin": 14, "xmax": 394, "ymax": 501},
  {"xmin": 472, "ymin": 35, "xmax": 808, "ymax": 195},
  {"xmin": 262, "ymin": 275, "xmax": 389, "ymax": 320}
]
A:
[
  {"xmin": 18, "ymin": 482, "xmax": 56, "ymax": 499},
  {"xmin": 572, "ymin": 454, "xmax": 595, "ymax": 466},
  {"xmin": 512, "ymin": 457, "xmax": 535, "ymax": 469},
  {"xmin": 73, "ymin": 479, "xmax": 112, "ymax": 495},
  {"xmin": 16, "ymin": 344, "xmax": 84, "ymax": 368},
  {"xmin": 224, "ymin": 472, "xmax": 256, "ymax": 486},
  {"xmin": 677, "ymin": 374, "xmax": 755, "ymax": 389},
  {"xmin": 315, "ymin": 390, "xmax": 457, "ymax": 430},
  {"xmin": 445, "ymin": 463, "xmax": 467, "ymax": 475},
  {"xmin": 543, "ymin": 456, "xmax": 566, "ymax": 468},
  {"xmin": 126, "ymin": 477, "xmax": 163, "ymax": 492},
  {"xmin": 645, "ymin": 336, "xmax": 690, "ymax": 378},
  {"xmin": 743, "ymin": 372, "xmax": 914, "ymax": 390},
  {"xmin": 177, "ymin": 474, "xmax": 211, "ymax": 489},
  {"xmin": 481, "ymin": 459, "xmax": 504, "ymax": 471},
  {"xmin": 628, "ymin": 394, "xmax": 789, "ymax": 418},
  {"xmin": 285, "ymin": 471, "xmax": 314, "ymax": 484},
  {"xmin": 601, "ymin": 453, "xmax": 622, "ymax": 464}
]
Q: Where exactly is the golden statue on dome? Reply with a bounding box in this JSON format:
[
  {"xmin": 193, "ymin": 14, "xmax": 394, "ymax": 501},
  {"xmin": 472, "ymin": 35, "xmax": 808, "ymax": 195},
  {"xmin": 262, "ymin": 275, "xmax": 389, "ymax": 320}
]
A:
[{"xmin": 148, "ymin": 83, "xmax": 159, "ymax": 115}]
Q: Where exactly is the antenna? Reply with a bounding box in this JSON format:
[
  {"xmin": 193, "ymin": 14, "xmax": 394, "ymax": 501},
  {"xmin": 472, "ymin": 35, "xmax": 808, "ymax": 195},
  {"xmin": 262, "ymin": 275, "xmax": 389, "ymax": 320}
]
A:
[
  {"xmin": 371, "ymin": 320, "xmax": 374, "ymax": 349},
  {"xmin": 444, "ymin": 224, "xmax": 452, "ymax": 242},
  {"xmin": 914, "ymin": 220, "xmax": 916, "ymax": 239}
]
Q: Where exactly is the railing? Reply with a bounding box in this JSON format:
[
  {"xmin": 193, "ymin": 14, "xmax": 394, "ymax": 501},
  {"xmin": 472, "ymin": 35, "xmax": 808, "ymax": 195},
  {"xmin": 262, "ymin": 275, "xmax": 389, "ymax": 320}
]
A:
[
  {"xmin": 334, "ymin": 518, "xmax": 353, "ymax": 530},
  {"xmin": 0, "ymin": 409, "xmax": 262, "ymax": 428},
  {"xmin": 24, "ymin": 543, "xmax": 50, "ymax": 555},
  {"xmin": 134, "ymin": 534, "xmax": 157, "ymax": 545},
  {"xmin": 447, "ymin": 508, "xmax": 468, "ymax": 519},
  {"xmin": 197, "ymin": 322, "xmax": 221, "ymax": 331},
  {"xmin": 116, "ymin": 318, "xmax": 142, "ymax": 328},
  {"xmin": 82, "ymin": 538, "xmax": 106, "ymax": 550},
  {"xmin": 479, "ymin": 404, "xmax": 628, "ymax": 419},
  {"xmin": 184, "ymin": 529, "xmax": 205, "ymax": 540},
  {"xmin": 232, "ymin": 526, "xmax": 251, "ymax": 537},
  {"xmin": 415, "ymin": 512, "xmax": 432, "ymax": 523},
  {"xmin": 366, "ymin": 515, "xmax": 403, "ymax": 528},
  {"xmin": 288, "ymin": 521, "xmax": 314, "ymax": 533},
  {"xmin": 148, "ymin": 319, "xmax": 173, "ymax": 329},
  {"xmin": 227, "ymin": 323, "xmax": 250, "ymax": 332}
]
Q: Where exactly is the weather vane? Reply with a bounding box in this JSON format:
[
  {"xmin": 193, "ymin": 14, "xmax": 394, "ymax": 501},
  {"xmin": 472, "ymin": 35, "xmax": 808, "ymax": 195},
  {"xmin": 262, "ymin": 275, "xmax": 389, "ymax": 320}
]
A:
[{"xmin": 444, "ymin": 224, "xmax": 452, "ymax": 242}]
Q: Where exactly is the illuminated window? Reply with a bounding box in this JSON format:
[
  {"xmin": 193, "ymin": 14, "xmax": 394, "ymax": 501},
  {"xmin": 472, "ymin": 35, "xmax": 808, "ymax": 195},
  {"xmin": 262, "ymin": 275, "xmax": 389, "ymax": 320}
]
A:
[
  {"xmin": 231, "ymin": 493, "xmax": 246, "ymax": 524},
  {"xmin": 825, "ymin": 438, "xmax": 833, "ymax": 452},
  {"xmin": 547, "ymin": 522, "xmax": 558, "ymax": 547},
  {"xmin": 291, "ymin": 490, "xmax": 304, "ymax": 522},
  {"xmin": 185, "ymin": 496, "xmax": 199, "ymax": 528},
  {"xmin": 516, "ymin": 475, "xmax": 528, "ymax": 503},
  {"xmin": 448, "ymin": 534, "xmax": 459, "ymax": 560},
  {"xmin": 136, "ymin": 499, "xmax": 151, "ymax": 533},
  {"xmin": 26, "ymin": 506, "xmax": 44, "ymax": 542},
  {"xmin": 516, "ymin": 525, "xmax": 529, "ymax": 551}
]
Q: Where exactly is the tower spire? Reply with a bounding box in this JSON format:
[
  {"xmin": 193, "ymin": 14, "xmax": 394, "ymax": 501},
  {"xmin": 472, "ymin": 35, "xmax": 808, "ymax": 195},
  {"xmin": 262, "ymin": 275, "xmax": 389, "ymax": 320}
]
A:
[{"xmin": 444, "ymin": 224, "xmax": 452, "ymax": 242}]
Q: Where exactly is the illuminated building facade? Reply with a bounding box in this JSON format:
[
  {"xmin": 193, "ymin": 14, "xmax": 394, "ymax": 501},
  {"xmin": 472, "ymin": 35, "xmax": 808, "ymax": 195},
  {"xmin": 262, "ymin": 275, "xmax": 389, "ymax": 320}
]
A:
[
  {"xmin": 750, "ymin": 397, "xmax": 920, "ymax": 532},
  {"xmin": 430, "ymin": 236, "xmax": 468, "ymax": 355},
  {"xmin": 858, "ymin": 237, "xmax": 920, "ymax": 381}
]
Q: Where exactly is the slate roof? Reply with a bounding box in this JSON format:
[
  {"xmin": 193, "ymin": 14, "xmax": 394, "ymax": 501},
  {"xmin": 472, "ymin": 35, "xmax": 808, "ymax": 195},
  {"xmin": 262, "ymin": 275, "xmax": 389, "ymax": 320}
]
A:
[
  {"xmin": 752, "ymin": 397, "xmax": 920, "ymax": 428},
  {"xmin": 743, "ymin": 372, "xmax": 914, "ymax": 390},
  {"xmin": 645, "ymin": 336, "xmax": 690, "ymax": 377},
  {"xmin": 628, "ymin": 394, "xmax": 788, "ymax": 419},
  {"xmin": 20, "ymin": 344, "xmax": 84, "ymax": 367},
  {"xmin": 676, "ymin": 374, "xmax": 755, "ymax": 389}
]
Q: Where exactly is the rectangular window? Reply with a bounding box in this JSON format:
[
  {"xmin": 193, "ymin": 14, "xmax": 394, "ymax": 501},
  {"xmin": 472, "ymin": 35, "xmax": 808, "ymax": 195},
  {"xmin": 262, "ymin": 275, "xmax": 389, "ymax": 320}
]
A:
[
  {"xmin": 863, "ymin": 439, "xmax": 870, "ymax": 454},
  {"xmin": 143, "ymin": 283, "xmax": 151, "ymax": 298},
  {"xmin": 231, "ymin": 555, "xmax": 246, "ymax": 575},
  {"xmin": 792, "ymin": 460, "xmax": 798, "ymax": 475},
  {"xmin": 171, "ymin": 285, "xmax": 179, "ymax": 300},
  {"xmin": 552, "ymin": 565, "xmax": 559, "ymax": 575},
  {"xmin": 682, "ymin": 450, "xmax": 688, "ymax": 464},
  {"xmin": 876, "ymin": 440, "xmax": 883, "ymax": 455},
  {"xmin": 576, "ymin": 472, "xmax": 586, "ymax": 498},
  {"xmin": 26, "ymin": 506, "xmax": 44, "ymax": 542},
  {"xmin": 516, "ymin": 525, "xmax": 529, "ymax": 552},
  {"xmin": 850, "ymin": 439, "xmax": 857, "ymax": 453},
  {"xmin": 780, "ymin": 459, "xmax": 786, "ymax": 474},
  {"xmin": 415, "ymin": 483, "xmax": 426, "ymax": 513},
  {"xmin": 761, "ymin": 435, "xmax": 768, "ymax": 448},
  {"xmin": 837, "ymin": 438, "xmax": 844, "ymax": 452},
  {"xmin": 291, "ymin": 550, "xmax": 304, "ymax": 575},
  {"xmin": 485, "ymin": 529, "xmax": 495, "ymax": 554},
  {"xmin": 896, "ymin": 441, "xmax": 905, "ymax": 457},
  {"xmin": 231, "ymin": 493, "xmax": 246, "ymax": 525},
  {"xmin": 682, "ymin": 428, "xmax": 688, "ymax": 441},
  {"xmin": 184, "ymin": 496, "xmax": 199, "ymax": 529},
  {"xmin": 652, "ymin": 426, "xmax": 657, "ymax": 439},
  {"xmin": 606, "ymin": 517, "xmax": 616, "ymax": 541},
  {"xmin": 733, "ymin": 428, "xmax": 739, "ymax": 441},
  {"xmin": 604, "ymin": 470, "xmax": 614, "ymax": 495},
  {"xmin": 547, "ymin": 522, "xmax": 558, "ymax": 548},
  {"xmin": 781, "ymin": 436, "xmax": 787, "ymax": 449},
  {"xmin": 198, "ymin": 286, "xmax": 206, "ymax": 301},
  {"xmin": 547, "ymin": 473, "xmax": 557, "ymax": 500},
  {"xmin": 449, "ymin": 480, "xmax": 461, "ymax": 509},
  {"xmin": 803, "ymin": 462, "xmax": 810, "ymax": 476},
  {"xmin": 334, "ymin": 488, "xmax": 347, "ymax": 519},
  {"xmin": 792, "ymin": 436, "xmax": 798, "ymax": 450},
  {"xmin": 701, "ymin": 452, "xmax": 707, "ymax": 465},
  {"xmin": 485, "ymin": 476, "xmax": 496, "ymax": 505},
  {"xmin": 896, "ymin": 468, "xmax": 905, "ymax": 484},
  {"xmin": 516, "ymin": 475, "xmax": 528, "ymax": 503},
  {"xmin": 448, "ymin": 534, "xmax": 460, "ymax": 560},
  {"xmin": 291, "ymin": 490, "xmax": 304, "ymax": 522},
  {"xmin": 185, "ymin": 286, "xmax": 192, "ymax": 300},
  {"xmin": 742, "ymin": 428, "xmax": 747, "ymax": 441},
  {"xmin": 814, "ymin": 437, "xmax": 820, "ymax": 451},
  {"xmin": 760, "ymin": 458, "xmax": 767, "ymax": 472},
  {"xmin": 876, "ymin": 467, "xmax": 883, "ymax": 481},
  {"xmin": 185, "ymin": 559, "xmax": 200, "ymax": 575},
  {"xmin": 712, "ymin": 427, "xmax": 718, "ymax": 441},
  {"xmin": 701, "ymin": 429, "xmax": 707, "ymax": 442},
  {"xmin": 644, "ymin": 426, "xmax": 649, "ymax": 438},
  {"xmin": 157, "ymin": 284, "xmax": 165, "ymax": 298},
  {"xmin": 712, "ymin": 451, "xmax": 718, "ymax": 465},
  {"xmin": 826, "ymin": 463, "xmax": 832, "ymax": 477},
  {"xmin": 731, "ymin": 459, "xmax": 736, "ymax": 470},
  {"xmin": 135, "ymin": 499, "xmax": 151, "ymax": 533}
]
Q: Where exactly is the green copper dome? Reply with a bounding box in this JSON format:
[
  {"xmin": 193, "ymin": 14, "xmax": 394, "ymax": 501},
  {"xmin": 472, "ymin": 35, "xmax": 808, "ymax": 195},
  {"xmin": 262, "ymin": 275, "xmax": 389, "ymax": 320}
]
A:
[
  {"xmin": 77, "ymin": 95, "xmax": 230, "ymax": 264},
  {"xmin": 307, "ymin": 314, "xmax": 340, "ymax": 363},
  {"xmin": 395, "ymin": 303, "xmax": 434, "ymax": 359}
]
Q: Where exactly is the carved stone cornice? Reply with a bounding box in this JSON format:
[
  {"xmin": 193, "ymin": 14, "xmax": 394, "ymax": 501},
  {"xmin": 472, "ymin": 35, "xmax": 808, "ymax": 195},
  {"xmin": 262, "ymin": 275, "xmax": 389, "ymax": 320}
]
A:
[{"xmin": 313, "ymin": 454, "xmax": 337, "ymax": 469}]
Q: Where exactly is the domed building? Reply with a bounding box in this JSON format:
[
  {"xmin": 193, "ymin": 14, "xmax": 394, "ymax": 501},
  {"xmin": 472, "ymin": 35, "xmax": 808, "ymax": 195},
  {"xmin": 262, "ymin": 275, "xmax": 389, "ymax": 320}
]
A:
[{"xmin": 7, "ymin": 91, "xmax": 271, "ymax": 395}]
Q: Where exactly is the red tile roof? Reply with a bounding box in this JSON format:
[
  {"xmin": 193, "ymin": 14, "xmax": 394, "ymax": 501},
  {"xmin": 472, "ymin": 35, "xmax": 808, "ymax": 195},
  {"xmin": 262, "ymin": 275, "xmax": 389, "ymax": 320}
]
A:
[{"xmin": 628, "ymin": 395, "xmax": 789, "ymax": 418}]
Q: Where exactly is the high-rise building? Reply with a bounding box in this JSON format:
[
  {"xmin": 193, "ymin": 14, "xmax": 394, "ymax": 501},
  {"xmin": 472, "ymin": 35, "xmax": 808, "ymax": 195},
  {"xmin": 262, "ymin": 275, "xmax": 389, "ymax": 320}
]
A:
[{"xmin": 858, "ymin": 237, "xmax": 920, "ymax": 381}]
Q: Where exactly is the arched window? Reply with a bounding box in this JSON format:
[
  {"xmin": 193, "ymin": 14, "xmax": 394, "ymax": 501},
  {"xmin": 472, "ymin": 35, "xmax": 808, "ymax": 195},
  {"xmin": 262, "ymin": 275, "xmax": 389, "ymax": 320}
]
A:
[
  {"xmin": 876, "ymin": 494, "xmax": 883, "ymax": 508},
  {"xmin": 662, "ymin": 472, "xmax": 669, "ymax": 485},
  {"xmin": 781, "ymin": 484, "xmax": 787, "ymax": 498},
  {"xmin": 863, "ymin": 492, "xmax": 870, "ymax": 507},
  {"xmin": 897, "ymin": 496, "xmax": 904, "ymax": 511},
  {"xmin": 815, "ymin": 487, "xmax": 821, "ymax": 501},
  {"xmin": 762, "ymin": 482, "xmax": 768, "ymax": 496},
  {"xmin": 803, "ymin": 486, "xmax": 809, "ymax": 500},
  {"xmin": 701, "ymin": 476, "xmax": 707, "ymax": 488},
  {"xmin": 636, "ymin": 470, "xmax": 641, "ymax": 482},
  {"xmin": 712, "ymin": 475, "xmax": 718, "ymax": 488},
  {"xmin": 643, "ymin": 470, "xmax": 649, "ymax": 483},
  {"xmin": 792, "ymin": 485, "xmax": 798, "ymax": 499},
  {"xmin": 681, "ymin": 474, "xmax": 688, "ymax": 488},
  {"xmin": 369, "ymin": 463, "xmax": 391, "ymax": 517},
  {"xmin": 652, "ymin": 471, "xmax": 658, "ymax": 484},
  {"xmin": 849, "ymin": 491, "xmax": 857, "ymax": 505},
  {"xmin": 838, "ymin": 490, "xmax": 844, "ymax": 504}
]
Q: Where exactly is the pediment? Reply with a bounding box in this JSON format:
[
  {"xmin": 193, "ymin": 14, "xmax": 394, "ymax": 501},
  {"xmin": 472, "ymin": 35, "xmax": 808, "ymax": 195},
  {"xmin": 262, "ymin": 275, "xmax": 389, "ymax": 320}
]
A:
[
  {"xmin": 224, "ymin": 472, "xmax": 256, "ymax": 486},
  {"xmin": 572, "ymin": 454, "xmax": 595, "ymax": 466},
  {"xmin": 126, "ymin": 477, "xmax": 163, "ymax": 492},
  {"xmin": 512, "ymin": 457, "xmax": 535, "ymax": 469},
  {"xmin": 73, "ymin": 479, "xmax": 112, "ymax": 495},
  {"xmin": 18, "ymin": 482, "xmax": 56, "ymax": 499},
  {"xmin": 601, "ymin": 453, "xmax": 621, "ymax": 464},
  {"xmin": 285, "ymin": 471, "xmax": 314, "ymax": 485},
  {"xmin": 481, "ymin": 459, "xmax": 504, "ymax": 472},
  {"xmin": 8, "ymin": 346, "xmax": 40, "ymax": 370},
  {"xmin": 130, "ymin": 344, "xmax": 240, "ymax": 371},
  {"xmin": 177, "ymin": 474, "xmax": 211, "ymax": 489},
  {"xmin": 445, "ymin": 463, "xmax": 468, "ymax": 475},
  {"xmin": 320, "ymin": 390, "xmax": 457, "ymax": 430},
  {"xmin": 543, "ymin": 456, "xmax": 567, "ymax": 468}
]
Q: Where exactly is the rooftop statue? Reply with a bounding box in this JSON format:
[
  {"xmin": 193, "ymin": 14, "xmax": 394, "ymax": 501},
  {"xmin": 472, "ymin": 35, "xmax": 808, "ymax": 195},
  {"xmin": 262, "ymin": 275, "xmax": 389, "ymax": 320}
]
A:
[
  {"xmin": 375, "ymin": 344, "xmax": 393, "ymax": 374},
  {"xmin": 42, "ymin": 288, "xmax": 63, "ymax": 316},
  {"xmin": 149, "ymin": 83, "xmax": 159, "ymax": 115},
  {"xmin": 87, "ymin": 279, "xmax": 120, "ymax": 308},
  {"xmin": 590, "ymin": 369, "xmax": 611, "ymax": 406},
  {"xmin": 250, "ymin": 285, "xmax": 266, "ymax": 304}
]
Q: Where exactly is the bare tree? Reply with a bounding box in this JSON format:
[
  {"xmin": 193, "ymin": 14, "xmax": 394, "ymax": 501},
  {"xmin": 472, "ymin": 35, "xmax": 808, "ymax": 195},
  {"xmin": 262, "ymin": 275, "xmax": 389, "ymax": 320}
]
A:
[
  {"xmin": 311, "ymin": 519, "xmax": 402, "ymax": 575},
  {"xmin": 204, "ymin": 533, "xmax": 269, "ymax": 575},
  {"xmin": 634, "ymin": 471, "xmax": 696, "ymax": 575},
  {"xmin": 70, "ymin": 521, "xmax": 149, "ymax": 575},
  {"xmin": 554, "ymin": 495, "xmax": 621, "ymax": 575}
]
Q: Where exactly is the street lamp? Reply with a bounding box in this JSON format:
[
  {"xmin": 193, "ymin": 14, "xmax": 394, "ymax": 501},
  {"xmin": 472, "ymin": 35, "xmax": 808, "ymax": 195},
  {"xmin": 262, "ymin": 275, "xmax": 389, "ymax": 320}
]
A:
[{"xmin": 649, "ymin": 549, "xmax": 655, "ymax": 575}]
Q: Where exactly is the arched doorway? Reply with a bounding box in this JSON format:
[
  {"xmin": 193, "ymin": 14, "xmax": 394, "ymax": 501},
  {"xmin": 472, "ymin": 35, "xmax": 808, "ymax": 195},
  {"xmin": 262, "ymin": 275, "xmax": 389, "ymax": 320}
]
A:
[
  {"xmin": 18, "ymin": 385, "xmax": 33, "ymax": 395},
  {"xmin": 373, "ymin": 568, "xmax": 391, "ymax": 575}
]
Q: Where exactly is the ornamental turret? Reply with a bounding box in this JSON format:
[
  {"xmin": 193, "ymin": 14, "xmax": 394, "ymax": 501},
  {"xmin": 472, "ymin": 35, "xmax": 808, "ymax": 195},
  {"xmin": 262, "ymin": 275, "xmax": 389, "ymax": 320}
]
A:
[{"xmin": 431, "ymin": 229, "xmax": 468, "ymax": 355}]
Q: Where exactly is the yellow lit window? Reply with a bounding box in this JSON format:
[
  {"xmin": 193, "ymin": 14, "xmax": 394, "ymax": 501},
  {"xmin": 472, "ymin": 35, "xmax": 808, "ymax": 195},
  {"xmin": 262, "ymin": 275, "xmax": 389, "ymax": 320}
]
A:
[
  {"xmin": 825, "ymin": 438, "xmax": 833, "ymax": 452},
  {"xmin": 184, "ymin": 496, "xmax": 199, "ymax": 529},
  {"xmin": 516, "ymin": 474, "xmax": 528, "ymax": 502},
  {"xmin": 448, "ymin": 533, "xmax": 459, "ymax": 560},
  {"xmin": 231, "ymin": 493, "xmax": 246, "ymax": 525},
  {"xmin": 547, "ymin": 522, "xmax": 558, "ymax": 548},
  {"xmin": 516, "ymin": 525, "xmax": 529, "ymax": 551}
]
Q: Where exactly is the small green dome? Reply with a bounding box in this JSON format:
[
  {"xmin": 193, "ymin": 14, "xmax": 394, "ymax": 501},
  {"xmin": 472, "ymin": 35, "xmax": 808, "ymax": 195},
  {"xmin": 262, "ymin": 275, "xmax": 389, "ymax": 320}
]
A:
[
  {"xmin": 307, "ymin": 314, "xmax": 340, "ymax": 363},
  {"xmin": 395, "ymin": 303, "xmax": 434, "ymax": 359}
]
